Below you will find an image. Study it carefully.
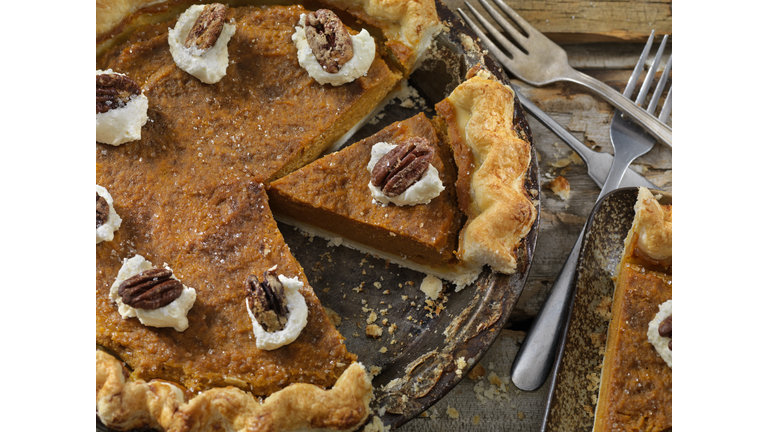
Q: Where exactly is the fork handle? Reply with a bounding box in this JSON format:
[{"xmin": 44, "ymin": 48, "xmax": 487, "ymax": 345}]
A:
[
  {"xmin": 565, "ymin": 69, "xmax": 672, "ymax": 148},
  {"xmin": 510, "ymin": 226, "xmax": 585, "ymax": 391}
]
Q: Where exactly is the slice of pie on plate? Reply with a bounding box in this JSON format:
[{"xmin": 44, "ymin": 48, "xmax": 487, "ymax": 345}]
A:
[{"xmin": 593, "ymin": 187, "xmax": 672, "ymax": 431}]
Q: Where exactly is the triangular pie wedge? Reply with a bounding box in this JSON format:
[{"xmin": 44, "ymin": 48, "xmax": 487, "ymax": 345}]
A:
[{"xmin": 266, "ymin": 112, "xmax": 463, "ymax": 273}]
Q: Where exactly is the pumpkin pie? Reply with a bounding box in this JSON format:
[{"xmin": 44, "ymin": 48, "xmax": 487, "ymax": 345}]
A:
[
  {"xmin": 266, "ymin": 112, "xmax": 463, "ymax": 270},
  {"xmin": 593, "ymin": 188, "xmax": 672, "ymax": 431}
]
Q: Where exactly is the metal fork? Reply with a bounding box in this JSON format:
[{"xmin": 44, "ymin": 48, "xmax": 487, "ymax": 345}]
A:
[
  {"xmin": 458, "ymin": 0, "xmax": 672, "ymax": 148},
  {"xmin": 509, "ymin": 32, "xmax": 672, "ymax": 391}
]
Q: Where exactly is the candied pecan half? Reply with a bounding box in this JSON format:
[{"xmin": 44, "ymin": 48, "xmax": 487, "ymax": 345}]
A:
[
  {"xmin": 658, "ymin": 315, "xmax": 672, "ymax": 350},
  {"xmin": 184, "ymin": 3, "xmax": 227, "ymax": 52},
  {"xmin": 371, "ymin": 137, "xmax": 435, "ymax": 197},
  {"xmin": 245, "ymin": 268, "xmax": 289, "ymax": 332},
  {"xmin": 118, "ymin": 268, "xmax": 183, "ymax": 310},
  {"xmin": 305, "ymin": 9, "xmax": 354, "ymax": 74},
  {"xmin": 96, "ymin": 192, "xmax": 109, "ymax": 228},
  {"xmin": 96, "ymin": 73, "xmax": 141, "ymax": 114}
]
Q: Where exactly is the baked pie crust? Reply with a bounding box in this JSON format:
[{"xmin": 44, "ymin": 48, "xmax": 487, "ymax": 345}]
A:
[
  {"xmin": 593, "ymin": 188, "xmax": 672, "ymax": 431},
  {"xmin": 435, "ymin": 75, "xmax": 537, "ymax": 275},
  {"xmin": 97, "ymin": 350, "xmax": 372, "ymax": 432}
]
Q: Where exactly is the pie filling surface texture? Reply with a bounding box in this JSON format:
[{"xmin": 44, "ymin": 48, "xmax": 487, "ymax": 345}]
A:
[{"xmin": 593, "ymin": 188, "xmax": 672, "ymax": 431}]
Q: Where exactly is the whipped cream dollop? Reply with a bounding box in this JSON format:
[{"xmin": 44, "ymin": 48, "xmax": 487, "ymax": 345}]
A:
[
  {"xmin": 168, "ymin": 5, "xmax": 236, "ymax": 84},
  {"xmin": 246, "ymin": 274, "xmax": 308, "ymax": 350},
  {"xmin": 96, "ymin": 70, "xmax": 148, "ymax": 145},
  {"xmin": 292, "ymin": 14, "xmax": 375, "ymax": 86},
  {"xmin": 367, "ymin": 142, "xmax": 444, "ymax": 206},
  {"xmin": 96, "ymin": 184, "xmax": 122, "ymax": 244},
  {"xmin": 647, "ymin": 299, "xmax": 672, "ymax": 368},
  {"xmin": 109, "ymin": 255, "xmax": 197, "ymax": 332}
]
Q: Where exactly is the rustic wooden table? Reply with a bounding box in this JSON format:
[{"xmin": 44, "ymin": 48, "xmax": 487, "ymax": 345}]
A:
[{"xmin": 399, "ymin": 1, "xmax": 672, "ymax": 430}]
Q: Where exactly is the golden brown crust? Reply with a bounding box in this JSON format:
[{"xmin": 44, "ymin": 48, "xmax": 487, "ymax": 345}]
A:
[
  {"xmin": 96, "ymin": 0, "xmax": 165, "ymax": 38},
  {"xmin": 630, "ymin": 187, "xmax": 672, "ymax": 265},
  {"xmin": 97, "ymin": 350, "xmax": 373, "ymax": 432},
  {"xmin": 435, "ymin": 76, "xmax": 536, "ymax": 274}
]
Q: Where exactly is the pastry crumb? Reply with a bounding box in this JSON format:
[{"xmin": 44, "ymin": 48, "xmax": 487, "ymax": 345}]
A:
[
  {"xmin": 363, "ymin": 416, "xmax": 391, "ymax": 432},
  {"xmin": 517, "ymin": 412, "xmax": 525, "ymax": 420},
  {"xmin": 472, "ymin": 414, "xmax": 481, "ymax": 425},
  {"xmin": 446, "ymin": 407, "xmax": 459, "ymax": 419},
  {"xmin": 366, "ymin": 324, "xmax": 383, "ymax": 338},
  {"xmin": 455, "ymin": 356, "xmax": 466, "ymax": 377},
  {"xmin": 586, "ymin": 372, "xmax": 600, "ymax": 392},
  {"xmin": 419, "ymin": 274, "xmax": 443, "ymax": 299},
  {"xmin": 595, "ymin": 296, "xmax": 613, "ymax": 321},
  {"xmin": 379, "ymin": 347, "xmax": 387, "ymax": 353},
  {"xmin": 547, "ymin": 175, "xmax": 570, "ymax": 200}
]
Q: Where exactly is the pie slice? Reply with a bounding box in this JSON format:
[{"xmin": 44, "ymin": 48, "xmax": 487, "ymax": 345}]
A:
[
  {"xmin": 266, "ymin": 112, "xmax": 462, "ymax": 270},
  {"xmin": 593, "ymin": 187, "xmax": 672, "ymax": 431}
]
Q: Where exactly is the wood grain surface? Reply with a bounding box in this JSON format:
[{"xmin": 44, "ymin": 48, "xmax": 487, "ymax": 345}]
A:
[
  {"xmin": 399, "ymin": 1, "xmax": 671, "ymax": 430},
  {"xmin": 443, "ymin": 0, "xmax": 671, "ymax": 43}
]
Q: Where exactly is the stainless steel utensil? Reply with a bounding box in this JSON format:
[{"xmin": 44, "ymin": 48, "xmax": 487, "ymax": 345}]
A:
[
  {"xmin": 509, "ymin": 32, "xmax": 672, "ymax": 391},
  {"xmin": 458, "ymin": 0, "xmax": 672, "ymax": 148}
]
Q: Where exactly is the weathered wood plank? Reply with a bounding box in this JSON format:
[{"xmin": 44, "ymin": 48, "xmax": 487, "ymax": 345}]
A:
[{"xmin": 442, "ymin": 0, "xmax": 672, "ymax": 43}]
